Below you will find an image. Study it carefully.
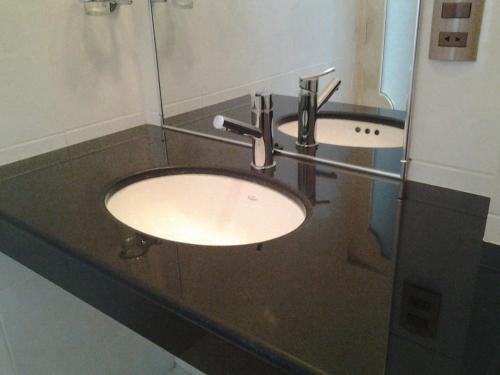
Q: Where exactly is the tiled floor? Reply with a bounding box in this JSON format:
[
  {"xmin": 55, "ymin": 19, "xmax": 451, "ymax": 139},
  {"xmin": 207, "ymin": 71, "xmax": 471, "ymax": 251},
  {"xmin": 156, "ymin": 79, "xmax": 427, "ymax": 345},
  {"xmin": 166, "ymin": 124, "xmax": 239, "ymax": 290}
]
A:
[
  {"xmin": 0, "ymin": 315, "xmax": 16, "ymax": 375},
  {"xmin": 0, "ymin": 251, "xmax": 177, "ymax": 375}
]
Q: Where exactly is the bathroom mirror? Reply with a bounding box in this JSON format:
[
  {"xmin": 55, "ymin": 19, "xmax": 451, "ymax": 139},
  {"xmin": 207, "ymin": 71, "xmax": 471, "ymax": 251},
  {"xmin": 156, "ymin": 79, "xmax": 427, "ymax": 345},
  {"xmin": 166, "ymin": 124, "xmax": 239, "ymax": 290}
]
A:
[{"xmin": 152, "ymin": 0, "xmax": 420, "ymax": 177}]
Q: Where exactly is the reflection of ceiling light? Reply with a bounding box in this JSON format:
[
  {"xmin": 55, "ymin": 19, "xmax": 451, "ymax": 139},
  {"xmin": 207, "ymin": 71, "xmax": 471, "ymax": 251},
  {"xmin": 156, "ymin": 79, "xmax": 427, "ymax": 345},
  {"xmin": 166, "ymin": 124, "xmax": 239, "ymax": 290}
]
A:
[{"xmin": 80, "ymin": 0, "xmax": 132, "ymax": 16}]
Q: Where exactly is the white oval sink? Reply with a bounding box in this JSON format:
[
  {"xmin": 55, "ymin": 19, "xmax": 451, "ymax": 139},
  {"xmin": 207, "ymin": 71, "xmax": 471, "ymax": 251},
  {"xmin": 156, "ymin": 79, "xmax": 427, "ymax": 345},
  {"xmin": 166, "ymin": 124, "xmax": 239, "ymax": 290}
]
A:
[
  {"xmin": 278, "ymin": 118, "xmax": 404, "ymax": 148},
  {"xmin": 105, "ymin": 169, "xmax": 307, "ymax": 246}
]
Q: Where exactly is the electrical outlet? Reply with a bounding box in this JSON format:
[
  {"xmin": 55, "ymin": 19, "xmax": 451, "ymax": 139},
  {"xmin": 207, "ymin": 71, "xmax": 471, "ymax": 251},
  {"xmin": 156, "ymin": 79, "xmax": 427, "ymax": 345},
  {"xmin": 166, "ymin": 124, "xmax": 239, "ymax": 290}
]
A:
[
  {"xmin": 429, "ymin": 0, "xmax": 485, "ymax": 61},
  {"xmin": 439, "ymin": 32, "xmax": 468, "ymax": 48},
  {"xmin": 400, "ymin": 282, "xmax": 442, "ymax": 338}
]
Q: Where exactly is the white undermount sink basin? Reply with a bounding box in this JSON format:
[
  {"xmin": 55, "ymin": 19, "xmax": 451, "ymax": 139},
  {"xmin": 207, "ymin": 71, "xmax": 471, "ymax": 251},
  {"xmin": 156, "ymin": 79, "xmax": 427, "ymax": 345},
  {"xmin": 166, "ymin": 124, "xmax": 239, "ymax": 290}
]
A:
[
  {"xmin": 278, "ymin": 118, "xmax": 404, "ymax": 148},
  {"xmin": 105, "ymin": 168, "xmax": 307, "ymax": 246}
]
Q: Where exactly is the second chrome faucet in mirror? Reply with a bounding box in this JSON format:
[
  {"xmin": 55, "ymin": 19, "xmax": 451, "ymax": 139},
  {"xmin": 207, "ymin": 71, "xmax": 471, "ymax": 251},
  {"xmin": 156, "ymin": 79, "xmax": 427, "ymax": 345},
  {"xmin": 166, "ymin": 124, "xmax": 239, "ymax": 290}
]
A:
[{"xmin": 297, "ymin": 66, "xmax": 341, "ymax": 149}]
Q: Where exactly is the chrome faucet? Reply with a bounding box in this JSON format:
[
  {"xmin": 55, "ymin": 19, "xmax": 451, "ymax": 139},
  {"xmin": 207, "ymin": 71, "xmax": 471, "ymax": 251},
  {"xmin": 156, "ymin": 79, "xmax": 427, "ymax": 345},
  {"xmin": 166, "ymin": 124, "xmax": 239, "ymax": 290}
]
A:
[
  {"xmin": 213, "ymin": 92, "xmax": 276, "ymax": 170},
  {"xmin": 297, "ymin": 67, "xmax": 341, "ymax": 148}
]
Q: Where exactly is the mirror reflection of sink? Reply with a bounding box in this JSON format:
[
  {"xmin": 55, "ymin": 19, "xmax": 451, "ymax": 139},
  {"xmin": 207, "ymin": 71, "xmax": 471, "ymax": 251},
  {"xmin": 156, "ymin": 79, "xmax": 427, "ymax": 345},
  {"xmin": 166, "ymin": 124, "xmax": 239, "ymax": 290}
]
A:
[
  {"xmin": 105, "ymin": 168, "xmax": 308, "ymax": 247},
  {"xmin": 278, "ymin": 118, "xmax": 404, "ymax": 149}
]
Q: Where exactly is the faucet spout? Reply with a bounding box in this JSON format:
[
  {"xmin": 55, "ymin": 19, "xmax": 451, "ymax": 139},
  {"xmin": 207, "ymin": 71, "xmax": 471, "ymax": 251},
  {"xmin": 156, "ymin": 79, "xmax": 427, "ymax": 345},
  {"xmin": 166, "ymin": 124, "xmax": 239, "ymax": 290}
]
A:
[
  {"xmin": 297, "ymin": 67, "xmax": 341, "ymax": 148},
  {"xmin": 318, "ymin": 78, "xmax": 342, "ymax": 110}
]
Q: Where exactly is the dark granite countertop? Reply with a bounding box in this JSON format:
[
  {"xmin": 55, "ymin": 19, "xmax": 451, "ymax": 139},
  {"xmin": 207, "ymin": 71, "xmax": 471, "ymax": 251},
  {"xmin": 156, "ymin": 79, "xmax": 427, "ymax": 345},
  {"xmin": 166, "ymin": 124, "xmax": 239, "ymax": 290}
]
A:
[{"xmin": 0, "ymin": 124, "xmax": 402, "ymax": 375}]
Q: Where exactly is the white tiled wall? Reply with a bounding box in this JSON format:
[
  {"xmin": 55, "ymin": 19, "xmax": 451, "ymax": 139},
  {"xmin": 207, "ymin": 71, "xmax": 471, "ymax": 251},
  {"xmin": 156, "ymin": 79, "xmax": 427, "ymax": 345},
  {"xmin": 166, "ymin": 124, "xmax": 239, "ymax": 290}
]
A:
[
  {"xmin": 405, "ymin": 1, "xmax": 500, "ymax": 244},
  {"xmin": 407, "ymin": 0, "xmax": 500, "ymax": 198},
  {"xmin": 0, "ymin": 0, "xmax": 159, "ymax": 167},
  {"xmin": 153, "ymin": 0, "xmax": 360, "ymax": 117}
]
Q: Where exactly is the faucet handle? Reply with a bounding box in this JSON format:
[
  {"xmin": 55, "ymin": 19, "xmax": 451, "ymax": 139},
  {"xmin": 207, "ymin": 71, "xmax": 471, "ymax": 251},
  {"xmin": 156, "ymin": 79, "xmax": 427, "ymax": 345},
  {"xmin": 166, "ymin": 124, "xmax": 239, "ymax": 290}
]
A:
[
  {"xmin": 213, "ymin": 116, "xmax": 262, "ymax": 138},
  {"xmin": 300, "ymin": 66, "xmax": 336, "ymax": 87},
  {"xmin": 299, "ymin": 67, "xmax": 341, "ymax": 108},
  {"xmin": 213, "ymin": 92, "xmax": 275, "ymax": 170}
]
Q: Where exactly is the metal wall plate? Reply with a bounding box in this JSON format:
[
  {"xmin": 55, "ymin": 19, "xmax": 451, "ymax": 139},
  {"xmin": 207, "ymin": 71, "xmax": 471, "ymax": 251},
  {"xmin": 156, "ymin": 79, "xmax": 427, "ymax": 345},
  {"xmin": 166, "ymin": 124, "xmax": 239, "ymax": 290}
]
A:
[{"xmin": 429, "ymin": 0, "xmax": 485, "ymax": 61}]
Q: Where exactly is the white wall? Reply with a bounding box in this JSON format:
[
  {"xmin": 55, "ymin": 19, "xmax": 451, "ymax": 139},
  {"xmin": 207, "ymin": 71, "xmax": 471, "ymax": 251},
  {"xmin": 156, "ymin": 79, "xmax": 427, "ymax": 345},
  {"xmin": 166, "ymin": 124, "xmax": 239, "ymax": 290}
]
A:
[
  {"xmin": 406, "ymin": 1, "xmax": 500, "ymax": 244},
  {"xmin": 0, "ymin": 0, "xmax": 158, "ymax": 167},
  {"xmin": 153, "ymin": 0, "xmax": 360, "ymax": 116},
  {"xmin": 407, "ymin": 0, "xmax": 500, "ymax": 198}
]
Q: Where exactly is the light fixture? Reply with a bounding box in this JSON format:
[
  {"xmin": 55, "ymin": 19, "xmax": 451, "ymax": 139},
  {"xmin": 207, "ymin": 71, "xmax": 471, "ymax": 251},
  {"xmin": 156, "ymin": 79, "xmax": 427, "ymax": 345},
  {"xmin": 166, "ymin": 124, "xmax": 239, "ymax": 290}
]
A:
[{"xmin": 80, "ymin": 0, "xmax": 132, "ymax": 16}]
